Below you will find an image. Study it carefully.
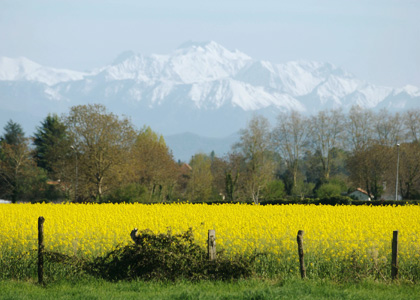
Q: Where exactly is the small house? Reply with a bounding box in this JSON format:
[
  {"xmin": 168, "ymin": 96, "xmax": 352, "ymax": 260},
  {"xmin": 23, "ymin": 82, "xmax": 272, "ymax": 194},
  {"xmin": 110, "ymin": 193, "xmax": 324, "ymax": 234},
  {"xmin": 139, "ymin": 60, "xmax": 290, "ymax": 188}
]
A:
[{"xmin": 349, "ymin": 188, "xmax": 373, "ymax": 201}]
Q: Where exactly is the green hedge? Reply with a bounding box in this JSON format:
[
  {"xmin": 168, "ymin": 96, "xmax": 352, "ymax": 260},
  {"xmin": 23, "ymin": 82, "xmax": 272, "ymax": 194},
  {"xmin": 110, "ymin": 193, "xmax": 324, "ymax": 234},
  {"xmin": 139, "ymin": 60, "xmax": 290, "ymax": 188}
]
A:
[
  {"xmin": 260, "ymin": 196, "xmax": 420, "ymax": 206},
  {"xmin": 199, "ymin": 196, "xmax": 420, "ymax": 206}
]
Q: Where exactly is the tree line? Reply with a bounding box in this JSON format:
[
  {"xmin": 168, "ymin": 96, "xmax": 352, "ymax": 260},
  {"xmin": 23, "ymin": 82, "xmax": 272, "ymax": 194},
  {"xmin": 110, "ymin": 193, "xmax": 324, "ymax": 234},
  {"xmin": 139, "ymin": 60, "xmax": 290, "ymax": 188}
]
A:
[{"xmin": 1, "ymin": 104, "xmax": 419, "ymax": 203}]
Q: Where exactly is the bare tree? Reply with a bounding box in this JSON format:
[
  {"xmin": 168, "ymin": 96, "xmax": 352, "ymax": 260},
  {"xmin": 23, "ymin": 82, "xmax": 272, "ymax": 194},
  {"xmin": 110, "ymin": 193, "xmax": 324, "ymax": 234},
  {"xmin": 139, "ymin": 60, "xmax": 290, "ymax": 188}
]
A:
[
  {"xmin": 345, "ymin": 106, "xmax": 374, "ymax": 152},
  {"xmin": 373, "ymin": 109, "xmax": 404, "ymax": 146},
  {"xmin": 404, "ymin": 109, "xmax": 420, "ymax": 143},
  {"xmin": 309, "ymin": 109, "xmax": 345, "ymax": 181},
  {"xmin": 397, "ymin": 143, "xmax": 420, "ymax": 199},
  {"xmin": 272, "ymin": 110, "xmax": 310, "ymax": 188},
  {"xmin": 234, "ymin": 115, "xmax": 275, "ymax": 204},
  {"xmin": 224, "ymin": 152, "xmax": 245, "ymax": 202},
  {"xmin": 0, "ymin": 139, "xmax": 43, "ymax": 202},
  {"xmin": 347, "ymin": 144, "xmax": 393, "ymax": 200}
]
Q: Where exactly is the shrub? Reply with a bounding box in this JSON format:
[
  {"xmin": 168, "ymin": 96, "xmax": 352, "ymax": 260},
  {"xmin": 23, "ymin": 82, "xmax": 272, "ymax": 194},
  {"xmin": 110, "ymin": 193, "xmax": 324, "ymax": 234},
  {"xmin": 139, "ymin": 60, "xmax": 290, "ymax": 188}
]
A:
[
  {"xmin": 262, "ymin": 180, "xmax": 285, "ymax": 201},
  {"xmin": 89, "ymin": 228, "xmax": 253, "ymax": 281},
  {"xmin": 316, "ymin": 183, "xmax": 342, "ymax": 198},
  {"xmin": 102, "ymin": 183, "xmax": 147, "ymax": 203}
]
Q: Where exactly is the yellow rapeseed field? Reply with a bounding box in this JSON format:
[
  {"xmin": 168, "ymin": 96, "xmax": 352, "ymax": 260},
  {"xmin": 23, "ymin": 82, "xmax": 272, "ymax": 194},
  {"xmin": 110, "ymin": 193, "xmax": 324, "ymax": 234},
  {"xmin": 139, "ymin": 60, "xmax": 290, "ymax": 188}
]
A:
[{"xmin": 1, "ymin": 203, "xmax": 419, "ymax": 264}]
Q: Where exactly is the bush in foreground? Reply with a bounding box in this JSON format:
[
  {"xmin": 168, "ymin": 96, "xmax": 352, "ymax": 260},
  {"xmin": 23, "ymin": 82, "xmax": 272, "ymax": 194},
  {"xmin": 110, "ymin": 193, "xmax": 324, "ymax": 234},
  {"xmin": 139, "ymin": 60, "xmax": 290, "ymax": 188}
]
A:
[{"xmin": 89, "ymin": 228, "xmax": 253, "ymax": 281}]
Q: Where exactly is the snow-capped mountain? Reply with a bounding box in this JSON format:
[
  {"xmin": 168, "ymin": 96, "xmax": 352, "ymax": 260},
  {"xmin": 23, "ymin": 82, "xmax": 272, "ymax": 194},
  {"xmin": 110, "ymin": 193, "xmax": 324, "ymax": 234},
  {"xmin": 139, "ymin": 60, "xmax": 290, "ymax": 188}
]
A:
[
  {"xmin": 0, "ymin": 41, "xmax": 419, "ymax": 140},
  {"xmin": 0, "ymin": 56, "xmax": 87, "ymax": 85}
]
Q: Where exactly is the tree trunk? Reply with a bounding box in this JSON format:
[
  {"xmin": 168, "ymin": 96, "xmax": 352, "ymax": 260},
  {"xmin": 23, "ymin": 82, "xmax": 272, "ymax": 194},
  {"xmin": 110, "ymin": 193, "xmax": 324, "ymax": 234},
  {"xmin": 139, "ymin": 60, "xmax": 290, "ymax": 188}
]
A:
[
  {"xmin": 97, "ymin": 176, "xmax": 103, "ymax": 200},
  {"xmin": 292, "ymin": 161, "xmax": 298, "ymax": 188}
]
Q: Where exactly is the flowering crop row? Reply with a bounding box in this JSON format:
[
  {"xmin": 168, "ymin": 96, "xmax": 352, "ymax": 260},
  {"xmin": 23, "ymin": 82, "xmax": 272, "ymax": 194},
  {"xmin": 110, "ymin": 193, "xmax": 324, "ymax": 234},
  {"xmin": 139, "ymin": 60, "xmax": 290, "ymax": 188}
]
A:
[{"xmin": 1, "ymin": 203, "xmax": 419, "ymax": 265}]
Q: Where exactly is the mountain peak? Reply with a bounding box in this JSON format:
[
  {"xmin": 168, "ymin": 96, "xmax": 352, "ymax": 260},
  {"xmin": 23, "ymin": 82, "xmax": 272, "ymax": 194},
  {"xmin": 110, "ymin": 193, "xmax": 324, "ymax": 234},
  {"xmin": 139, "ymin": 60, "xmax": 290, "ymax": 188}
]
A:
[
  {"xmin": 402, "ymin": 85, "xmax": 420, "ymax": 97},
  {"xmin": 112, "ymin": 50, "xmax": 137, "ymax": 65},
  {"xmin": 177, "ymin": 40, "xmax": 215, "ymax": 50},
  {"xmin": 1, "ymin": 41, "xmax": 419, "ymax": 139},
  {"xmin": 0, "ymin": 56, "xmax": 41, "ymax": 80},
  {"xmin": 176, "ymin": 40, "xmax": 234, "ymax": 52},
  {"xmin": 175, "ymin": 40, "xmax": 251, "ymax": 60},
  {"xmin": 0, "ymin": 56, "xmax": 87, "ymax": 85}
]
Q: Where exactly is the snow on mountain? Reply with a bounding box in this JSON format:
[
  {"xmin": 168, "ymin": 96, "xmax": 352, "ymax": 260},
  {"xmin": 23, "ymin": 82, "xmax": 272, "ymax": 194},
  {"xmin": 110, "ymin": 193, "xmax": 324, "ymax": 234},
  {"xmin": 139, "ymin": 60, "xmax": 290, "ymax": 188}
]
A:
[
  {"xmin": 315, "ymin": 74, "xmax": 363, "ymax": 105},
  {"xmin": 376, "ymin": 85, "xmax": 420, "ymax": 111},
  {"xmin": 170, "ymin": 41, "xmax": 251, "ymax": 83},
  {"xmin": 277, "ymin": 61, "xmax": 333, "ymax": 96},
  {"xmin": 397, "ymin": 85, "xmax": 420, "ymax": 97},
  {"xmin": 97, "ymin": 41, "xmax": 251, "ymax": 84},
  {"xmin": 0, "ymin": 41, "xmax": 419, "ymax": 142},
  {"xmin": 99, "ymin": 53, "xmax": 168, "ymax": 82},
  {"xmin": 345, "ymin": 84, "xmax": 393, "ymax": 108},
  {"xmin": 234, "ymin": 60, "xmax": 281, "ymax": 90},
  {"xmin": 0, "ymin": 56, "xmax": 87, "ymax": 85}
]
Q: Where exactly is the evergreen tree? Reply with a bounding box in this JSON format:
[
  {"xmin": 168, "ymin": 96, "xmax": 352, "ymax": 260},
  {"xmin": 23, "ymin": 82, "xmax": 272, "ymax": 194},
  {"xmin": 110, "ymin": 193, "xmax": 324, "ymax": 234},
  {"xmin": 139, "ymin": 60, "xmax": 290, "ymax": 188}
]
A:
[
  {"xmin": 0, "ymin": 120, "xmax": 25, "ymax": 146},
  {"xmin": 225, "ymin": 171, "xmax": 238, "ymax": 202},
  {"xmin": 33, "ymin": 114, "xmax": 69, "ymax": 178},
  {"xmin": 0, "ymin": 121, "xmax": 46, "ymax": 202}
]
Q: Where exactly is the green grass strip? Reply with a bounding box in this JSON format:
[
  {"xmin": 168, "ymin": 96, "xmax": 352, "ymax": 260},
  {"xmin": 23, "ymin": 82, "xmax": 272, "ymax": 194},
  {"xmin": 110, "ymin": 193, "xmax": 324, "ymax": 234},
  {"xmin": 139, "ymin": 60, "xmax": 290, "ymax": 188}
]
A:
[{"xmin": 1, "ymin": 278, "xmax": 420, "ymax": 300}]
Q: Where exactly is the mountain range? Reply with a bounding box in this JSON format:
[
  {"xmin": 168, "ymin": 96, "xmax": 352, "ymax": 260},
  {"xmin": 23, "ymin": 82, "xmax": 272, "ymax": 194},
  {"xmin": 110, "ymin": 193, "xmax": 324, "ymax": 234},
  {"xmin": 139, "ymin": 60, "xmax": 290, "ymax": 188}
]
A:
[{"xmin": 1, "ymin": 41, "xmax": 419, "ymax": 161}]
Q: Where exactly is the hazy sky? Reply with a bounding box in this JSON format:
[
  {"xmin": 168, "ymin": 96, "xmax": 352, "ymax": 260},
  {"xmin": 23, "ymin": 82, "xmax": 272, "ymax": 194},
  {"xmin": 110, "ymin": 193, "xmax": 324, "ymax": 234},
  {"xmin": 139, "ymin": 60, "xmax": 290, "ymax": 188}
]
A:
[{"xmin": 1, "ymin": 0, "xmax": 419, "ymax": 87}]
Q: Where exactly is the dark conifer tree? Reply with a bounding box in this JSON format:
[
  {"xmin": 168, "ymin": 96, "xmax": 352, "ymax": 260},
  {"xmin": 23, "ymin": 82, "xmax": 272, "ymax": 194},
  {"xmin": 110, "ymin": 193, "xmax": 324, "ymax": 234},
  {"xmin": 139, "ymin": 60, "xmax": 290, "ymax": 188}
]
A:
[
  {"xmin": 0, "ymin": 120, "xmax": 25, "ymax": 146},
  {"xmin": 33, "ymin": 114, "xmax": 69, "ymax": 176}
]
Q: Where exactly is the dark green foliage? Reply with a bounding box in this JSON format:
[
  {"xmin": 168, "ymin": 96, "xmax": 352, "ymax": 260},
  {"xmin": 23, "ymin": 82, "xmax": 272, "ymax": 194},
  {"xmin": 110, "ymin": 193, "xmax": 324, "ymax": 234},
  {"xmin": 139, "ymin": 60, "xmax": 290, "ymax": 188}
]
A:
[
  {"xmin": 33, "ymin": 114, "xmax": 69, "ymax": 175},
  {"xmin": 101, "ymin": 183, "xmax": 148, "ymax": 203},
  {"xmin": 260, "ymin": 196, "xmax": 420, "ymax": 206},
  {"xmin": 180, "ymin": 196, "xmax": 420, "ymax": 206},
  {"xmin": 261, "ymin": 180, "xmax": 285, "ymax": 201},
  {"xmin": 90, "ymin": 228, "xmax": 253, "ymax": 281},
  {"xmin": 1, "ymin": 229, "xmax": 252, "ymax": 282},
  {"xmin": 280, "ymin": 169, "xmax": 294, "ymax": 195},
  {"xmin": 0, "ymin": 250, "xmax": 37, "ymax": 280},
  {"xmin": 0, "ymin": 119, "xmax": 25, "ymax": 146},
  {"xmin": 260, "ymin": 196, "xmax": 353, "ymax": 205},
  {"xmin": 315, "ymin": 183, "xmax": 342, "ymax": 198},
  {"xmin": 44, "ymin": 183, "xmax": 66, "ymax": 201},
  {"xmin": 225, "ymin": 171, "xmax": 236, "ymax": 202},
  {"xmin": 0, "ymin": 120, "xmax": 51, "ymax": 202}
]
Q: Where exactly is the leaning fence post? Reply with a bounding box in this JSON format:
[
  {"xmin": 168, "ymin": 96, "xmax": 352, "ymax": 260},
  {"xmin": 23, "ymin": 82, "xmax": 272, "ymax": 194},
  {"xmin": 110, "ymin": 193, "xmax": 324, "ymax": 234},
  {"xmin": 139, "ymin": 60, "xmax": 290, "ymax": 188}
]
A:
[
  {"xmin": 391, "ymin": 230, "xmax": 399, "ymax": 280},
  {"xmin": 297, "ymin": 230, "xmax": 306, "ymax": 279},
  {"xmin": 208, "ymin": 229, "xmax": 216, "ymax": 261},
  {"xmin": 38, "ymin": 216, "xmax": 45, "ymax": 285}
]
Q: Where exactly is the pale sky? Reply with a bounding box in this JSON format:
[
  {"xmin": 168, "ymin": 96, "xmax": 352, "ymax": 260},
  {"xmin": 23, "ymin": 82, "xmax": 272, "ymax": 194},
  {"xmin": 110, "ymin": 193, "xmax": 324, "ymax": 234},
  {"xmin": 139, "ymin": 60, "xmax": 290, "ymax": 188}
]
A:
[{"xmin": 1, "ymin": 0, "xmax": 419, "ymax": 87}]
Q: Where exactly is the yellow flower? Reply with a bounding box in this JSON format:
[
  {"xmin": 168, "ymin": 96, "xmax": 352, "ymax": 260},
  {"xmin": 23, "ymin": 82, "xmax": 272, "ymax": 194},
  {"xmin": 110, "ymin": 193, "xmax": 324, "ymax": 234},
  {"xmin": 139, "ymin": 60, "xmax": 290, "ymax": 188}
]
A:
[{"xmin": 0, "ymin": 203, "xmax": 418, "ymax": 262}]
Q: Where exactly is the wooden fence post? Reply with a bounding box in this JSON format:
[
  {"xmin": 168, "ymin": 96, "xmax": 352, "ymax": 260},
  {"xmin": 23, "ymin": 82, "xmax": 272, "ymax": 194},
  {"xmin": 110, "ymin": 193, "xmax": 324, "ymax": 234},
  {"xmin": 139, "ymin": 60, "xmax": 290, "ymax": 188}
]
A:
[
  {"xmin": 38, "ymin": 216, "xmax": 45, "ymax": 285},
  {"xmin": 391, "ymin": 230, "xmax": 399, "ymax": 280},
  {"xmin": 208, "ymin": 229, "xmax": 216, "ymax": 261},
  {"xmin": 297, "ymin": 230, "xmax": 306, "ymax": 279}
]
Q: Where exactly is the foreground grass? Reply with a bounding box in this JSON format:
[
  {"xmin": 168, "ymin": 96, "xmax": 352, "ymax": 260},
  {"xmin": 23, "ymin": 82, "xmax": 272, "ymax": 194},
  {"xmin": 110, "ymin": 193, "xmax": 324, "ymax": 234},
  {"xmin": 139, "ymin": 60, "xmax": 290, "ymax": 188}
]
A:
[{"xmin": 1, "ymin": 278, "xmax": 420, "ymax": 300}]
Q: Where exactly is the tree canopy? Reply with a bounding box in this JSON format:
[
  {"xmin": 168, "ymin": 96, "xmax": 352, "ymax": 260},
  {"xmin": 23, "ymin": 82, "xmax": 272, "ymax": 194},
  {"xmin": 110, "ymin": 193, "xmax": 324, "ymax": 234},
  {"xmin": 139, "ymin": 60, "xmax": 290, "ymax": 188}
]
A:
[
  {"xmin": 1, "ymin": 105, "xmax": 419, "ymax": 203},
  {"xmin": 65, "ymin": 104, "xmax": 137, "ymax": 201}
]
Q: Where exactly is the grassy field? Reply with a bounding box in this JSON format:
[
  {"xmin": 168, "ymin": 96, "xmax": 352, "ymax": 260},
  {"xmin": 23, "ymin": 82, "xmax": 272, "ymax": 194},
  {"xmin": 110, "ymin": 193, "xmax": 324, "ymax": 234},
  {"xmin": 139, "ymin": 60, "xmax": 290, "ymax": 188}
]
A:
[{"xmin": 1, "ymin": 278, "xmax": 420, "ymax": 300}]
